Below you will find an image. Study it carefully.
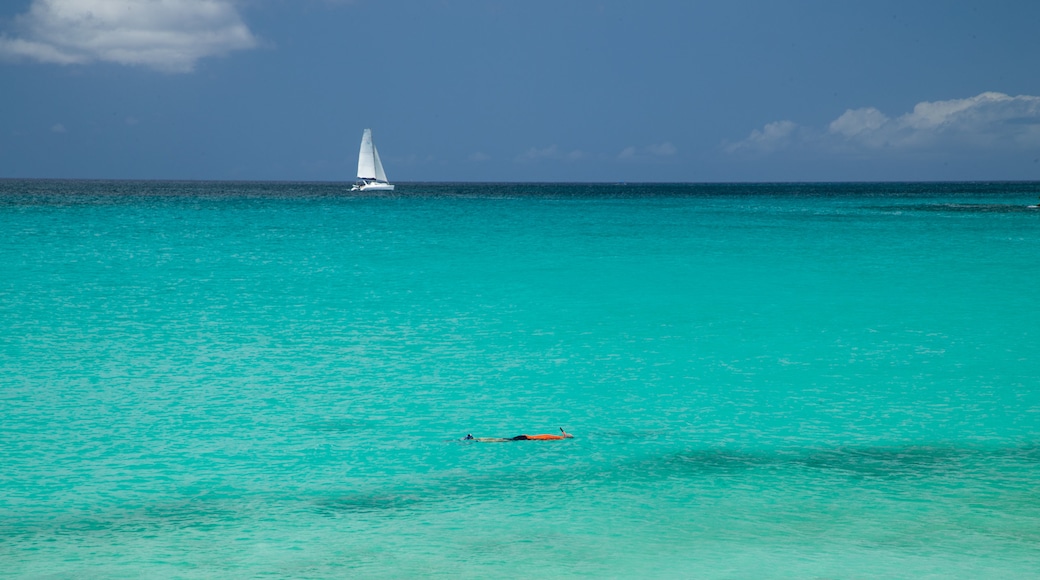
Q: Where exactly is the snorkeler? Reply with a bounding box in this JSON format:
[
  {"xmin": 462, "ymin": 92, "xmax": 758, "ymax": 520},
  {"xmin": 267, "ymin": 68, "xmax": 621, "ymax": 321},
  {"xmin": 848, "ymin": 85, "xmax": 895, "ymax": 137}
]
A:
[
  {"xmin": 511, "ymin": 428, "xmax": 573, "ymax": 440},
  {"xmin": 464, "ymin": 428, "xmax": 573, "ymax": 442}
]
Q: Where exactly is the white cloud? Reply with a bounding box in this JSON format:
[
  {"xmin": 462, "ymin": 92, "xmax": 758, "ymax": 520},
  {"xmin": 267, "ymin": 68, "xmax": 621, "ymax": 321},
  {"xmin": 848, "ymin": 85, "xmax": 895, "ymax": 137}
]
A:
[
  {"xmin": 0, "ymin": 0, "xmax": 257, "ymax": 73},
  {"xmin": 725, "ymin": 120, "xmax": 797, "ymax": 153},
  {"xmin": 901, "ymin": 92, "xmax": 1011, "ymax": 130},
  {"xmin": 834, "ymin": 92, "xmax": 1040, "ymax": 150},
  {"xmin": 828, "ymin": 107, "xmax": 888, "ymax": 137},
  {"xmin": 50, "ymin": 122, "xmax": 66, "ymax": 133},
  {"xmin": 729, "ymin": 92, "xmax": 1040, "ymax": 155},
  {"xmin": 468, "ymin": 151, "xmax": 490, "ymax": 162}
]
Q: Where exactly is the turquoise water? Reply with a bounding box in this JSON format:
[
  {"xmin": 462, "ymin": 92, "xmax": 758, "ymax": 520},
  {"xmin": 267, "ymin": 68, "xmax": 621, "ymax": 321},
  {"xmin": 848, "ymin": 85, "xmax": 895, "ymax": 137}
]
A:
[{"xmin": 2, "ymin": 180, "xmax": 1039, "ymax": 578}]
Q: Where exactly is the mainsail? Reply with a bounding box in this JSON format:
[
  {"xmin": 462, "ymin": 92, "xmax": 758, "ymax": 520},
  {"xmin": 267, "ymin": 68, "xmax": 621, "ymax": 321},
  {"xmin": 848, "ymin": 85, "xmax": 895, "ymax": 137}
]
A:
[{"xmin": 357, "ymin": 129, "xmax": 377, "ymax": 180}]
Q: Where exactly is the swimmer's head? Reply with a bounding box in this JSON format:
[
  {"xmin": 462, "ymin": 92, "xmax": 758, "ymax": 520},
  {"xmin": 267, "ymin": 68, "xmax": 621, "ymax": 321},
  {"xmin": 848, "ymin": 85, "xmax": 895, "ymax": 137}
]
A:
[{"xmin": 464, "ymin": 434, "xmax": 474, "ymax": 440}]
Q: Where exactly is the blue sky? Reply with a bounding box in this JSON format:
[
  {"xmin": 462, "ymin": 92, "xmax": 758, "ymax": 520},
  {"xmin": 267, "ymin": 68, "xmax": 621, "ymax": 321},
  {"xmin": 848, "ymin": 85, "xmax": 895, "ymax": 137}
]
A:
[{"xmin": 2, "ymin": 0, "xmax": 1040, "ymax": 182}]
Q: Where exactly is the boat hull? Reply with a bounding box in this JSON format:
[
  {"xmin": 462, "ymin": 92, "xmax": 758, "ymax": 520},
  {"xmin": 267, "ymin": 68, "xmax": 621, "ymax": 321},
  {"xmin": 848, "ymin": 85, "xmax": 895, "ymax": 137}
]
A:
[{"xmin": 352, "ymin": 182, "xmax": 395, "ymax": 191}]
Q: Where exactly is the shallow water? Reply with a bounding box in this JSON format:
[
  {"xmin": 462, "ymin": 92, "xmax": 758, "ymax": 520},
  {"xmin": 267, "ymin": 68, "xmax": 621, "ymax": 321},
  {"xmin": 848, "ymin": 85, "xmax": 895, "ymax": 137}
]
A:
[{"xmin": 2, "ymin": 180, "xmax": 1039, "ymax": 577}]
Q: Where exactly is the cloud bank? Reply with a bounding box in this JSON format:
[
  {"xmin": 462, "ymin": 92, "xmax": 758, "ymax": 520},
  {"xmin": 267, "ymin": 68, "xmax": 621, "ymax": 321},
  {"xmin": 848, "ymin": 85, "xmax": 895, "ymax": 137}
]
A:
[
  {"xmin": 728, "ymin": 92, "xmax": 1040, "ymax": 155},
  {"xmin": 0, "ymin": 0, "xmax": 257, "ymax": 73}
]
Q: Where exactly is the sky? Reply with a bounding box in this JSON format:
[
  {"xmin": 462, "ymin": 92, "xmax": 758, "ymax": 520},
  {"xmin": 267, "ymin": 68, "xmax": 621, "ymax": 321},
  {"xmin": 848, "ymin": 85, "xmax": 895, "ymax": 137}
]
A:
[{"xmin": 2, "ymin": 0, "xmax": 1040, "ymax": 182}]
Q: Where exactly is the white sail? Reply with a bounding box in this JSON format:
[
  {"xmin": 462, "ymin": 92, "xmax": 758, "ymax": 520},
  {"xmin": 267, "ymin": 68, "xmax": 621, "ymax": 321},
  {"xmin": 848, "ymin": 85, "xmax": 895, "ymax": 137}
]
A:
[
  {"xmin": 352, "ymin": 128, "xmax": 394, "ymax": 191},
  {"xmin": 357, "ymin": 128, "xmax": 376, "ymax": 179},
  {"xmin": 372, "ymin": 144, "xmax": 388, "ymax": 182}
]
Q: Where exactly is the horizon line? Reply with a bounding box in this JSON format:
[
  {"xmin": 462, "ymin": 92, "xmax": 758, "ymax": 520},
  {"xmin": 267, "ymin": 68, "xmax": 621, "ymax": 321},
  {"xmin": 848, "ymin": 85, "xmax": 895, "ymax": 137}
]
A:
[{"xmin": 3, "ymin": 177, "xmax": 1040, "ymax": 186}]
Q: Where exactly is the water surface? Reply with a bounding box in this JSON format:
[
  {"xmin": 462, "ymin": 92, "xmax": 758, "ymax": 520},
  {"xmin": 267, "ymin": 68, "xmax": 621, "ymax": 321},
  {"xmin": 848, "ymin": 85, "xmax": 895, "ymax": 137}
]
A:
[{"xmin": 2, "ymin": 180, "xmax": 1039, "ymax": 577}]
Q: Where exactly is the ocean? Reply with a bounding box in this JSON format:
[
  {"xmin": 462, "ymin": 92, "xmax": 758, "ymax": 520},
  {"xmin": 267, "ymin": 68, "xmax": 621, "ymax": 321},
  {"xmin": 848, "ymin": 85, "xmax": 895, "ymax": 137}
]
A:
[{"xmin": 2, "ymin": 180, "xmax": 1039, "ymax": 578}]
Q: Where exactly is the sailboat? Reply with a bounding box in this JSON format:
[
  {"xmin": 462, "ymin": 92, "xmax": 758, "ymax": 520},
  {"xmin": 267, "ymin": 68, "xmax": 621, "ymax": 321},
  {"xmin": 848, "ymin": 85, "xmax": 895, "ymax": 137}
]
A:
[{"xmin": 350, "ymin": 129, "xmax": 394, "ymax": 191}]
